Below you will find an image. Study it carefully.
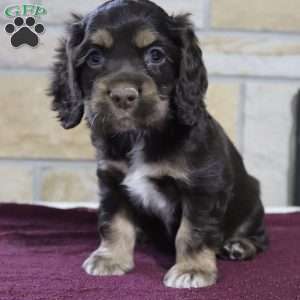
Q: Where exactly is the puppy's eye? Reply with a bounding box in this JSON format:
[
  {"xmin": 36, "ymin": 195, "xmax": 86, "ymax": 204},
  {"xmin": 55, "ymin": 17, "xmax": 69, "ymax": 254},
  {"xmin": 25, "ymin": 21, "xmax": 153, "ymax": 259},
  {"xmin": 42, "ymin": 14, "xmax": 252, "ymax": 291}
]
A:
[
  {"xmin": 145, "ymin": 47, "xmax": 166, "ymax": 65},
  {"xmin": 87, "ymin": 49, "xmax": 104, "ymax": 67}
]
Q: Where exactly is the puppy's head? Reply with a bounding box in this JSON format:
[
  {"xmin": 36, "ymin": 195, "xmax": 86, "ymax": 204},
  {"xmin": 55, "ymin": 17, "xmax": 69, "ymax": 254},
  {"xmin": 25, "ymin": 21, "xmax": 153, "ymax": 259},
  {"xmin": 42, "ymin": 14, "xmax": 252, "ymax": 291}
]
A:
[{"xmin": 50, "ymin": 0, "xmax": 208, "ymax": 135}]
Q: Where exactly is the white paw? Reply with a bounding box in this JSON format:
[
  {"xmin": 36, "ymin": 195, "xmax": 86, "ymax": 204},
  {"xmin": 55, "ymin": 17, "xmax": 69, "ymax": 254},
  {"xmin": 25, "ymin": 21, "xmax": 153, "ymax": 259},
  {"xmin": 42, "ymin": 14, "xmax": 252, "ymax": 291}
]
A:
[
  {"xmin": 82, "ymin": 252, "xmax": 133, "ymax": 276},
  {"xmin": 223, "ymin": 242, "xmax": 245, "ymax": 260},
  {"xmin": 163, "ymin": 265, "xmax": 216, "ymax": 289}
]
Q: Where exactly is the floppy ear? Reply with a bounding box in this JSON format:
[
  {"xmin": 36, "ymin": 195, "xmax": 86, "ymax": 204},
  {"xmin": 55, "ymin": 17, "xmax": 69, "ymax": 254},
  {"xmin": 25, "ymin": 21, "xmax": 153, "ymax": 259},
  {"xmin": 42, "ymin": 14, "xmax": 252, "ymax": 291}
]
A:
[
  {"xmin": 49, "ymin": 15, "xmax": 85, "ymax": 129},
  {"xmin": 172, "ymin": 14, "xmax": 208, "ymax": 126}
]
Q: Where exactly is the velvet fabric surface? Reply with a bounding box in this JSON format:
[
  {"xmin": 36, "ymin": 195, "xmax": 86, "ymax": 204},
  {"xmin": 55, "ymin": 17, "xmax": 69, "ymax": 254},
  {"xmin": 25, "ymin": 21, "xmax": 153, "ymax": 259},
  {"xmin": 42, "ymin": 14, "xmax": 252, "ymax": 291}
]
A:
[{"xmin": 0, "ymin": 204, "xmax": 299, "ymax": 300}]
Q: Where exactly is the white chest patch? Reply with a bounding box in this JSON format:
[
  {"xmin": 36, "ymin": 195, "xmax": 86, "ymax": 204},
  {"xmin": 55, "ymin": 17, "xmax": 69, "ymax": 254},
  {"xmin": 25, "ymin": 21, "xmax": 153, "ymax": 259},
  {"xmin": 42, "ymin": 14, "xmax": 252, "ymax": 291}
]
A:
[
  {"xmin": 122, "ymin": 145, "xmax": 189, "ymax": 229},
  {"xmin": 123, "ymin": 164, "xmax": 174, "ymax": 227}
]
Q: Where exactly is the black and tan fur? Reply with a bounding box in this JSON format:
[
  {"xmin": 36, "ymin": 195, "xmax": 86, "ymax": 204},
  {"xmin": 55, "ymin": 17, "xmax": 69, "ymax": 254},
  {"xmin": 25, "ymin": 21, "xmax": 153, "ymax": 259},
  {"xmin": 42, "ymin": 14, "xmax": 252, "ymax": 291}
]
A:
[{"xmin": 49, "ymin": 0, "xmax": 268, "ymax": 289}]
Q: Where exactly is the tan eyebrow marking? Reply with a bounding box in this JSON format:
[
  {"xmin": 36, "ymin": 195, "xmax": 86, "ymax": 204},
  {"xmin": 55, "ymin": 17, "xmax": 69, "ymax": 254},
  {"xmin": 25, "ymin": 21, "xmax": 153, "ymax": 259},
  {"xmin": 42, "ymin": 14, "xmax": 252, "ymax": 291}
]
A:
[
  {"xmin": 90, "ymin": 29, "xmax": 113, "ymax": 48},
  {"xmin": 134, "ymin": 28, "xmax": 157, "ymax": 48}
]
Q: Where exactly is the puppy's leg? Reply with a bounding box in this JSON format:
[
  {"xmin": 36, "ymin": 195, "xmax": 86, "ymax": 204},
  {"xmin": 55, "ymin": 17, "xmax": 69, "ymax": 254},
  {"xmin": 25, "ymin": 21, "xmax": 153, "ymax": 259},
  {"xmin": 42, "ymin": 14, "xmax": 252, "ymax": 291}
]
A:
[
  {"xmin": 83, "ymin": 166, "xmax": 136, "ymax": 276},
  {"xmin": 164, "ymin": 217, "xmax": 217, "ymax": 289},
  {"xmin": 221, "ymin": 177, "xmax": 269, "ymax": 261},
  {"xmin": 83, "ymin": 210, "xmax": 136, "ymax": 276}
]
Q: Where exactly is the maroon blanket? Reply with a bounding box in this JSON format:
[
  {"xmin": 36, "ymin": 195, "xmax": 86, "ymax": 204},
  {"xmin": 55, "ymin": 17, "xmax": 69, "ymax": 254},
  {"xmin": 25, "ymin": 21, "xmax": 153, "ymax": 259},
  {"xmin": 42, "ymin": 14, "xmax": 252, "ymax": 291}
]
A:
[{"xmin": 0, "ymin": 204, "xmax": 299, "ymax": 300}]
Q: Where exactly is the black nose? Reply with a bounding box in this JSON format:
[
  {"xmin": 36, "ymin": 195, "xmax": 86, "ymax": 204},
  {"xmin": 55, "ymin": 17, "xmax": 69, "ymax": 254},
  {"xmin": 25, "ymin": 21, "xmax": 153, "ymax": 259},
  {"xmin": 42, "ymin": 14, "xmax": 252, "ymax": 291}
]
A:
[{"xmin": 109, "ymin": 86, "xmax": 139, "ymax": 109}]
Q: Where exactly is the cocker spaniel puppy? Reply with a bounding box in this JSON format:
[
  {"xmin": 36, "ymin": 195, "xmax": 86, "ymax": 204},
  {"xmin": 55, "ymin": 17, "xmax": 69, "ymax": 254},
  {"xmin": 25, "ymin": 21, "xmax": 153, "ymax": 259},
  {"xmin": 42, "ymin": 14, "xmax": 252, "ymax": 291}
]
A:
[{"xmin": 49, "ymin": 0, "xmax": 268, "ymax": 289}]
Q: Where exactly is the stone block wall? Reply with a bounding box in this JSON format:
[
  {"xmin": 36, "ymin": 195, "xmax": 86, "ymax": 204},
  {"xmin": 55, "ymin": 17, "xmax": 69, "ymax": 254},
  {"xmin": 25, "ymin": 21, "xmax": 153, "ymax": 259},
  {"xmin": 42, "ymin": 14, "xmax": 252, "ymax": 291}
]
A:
[{"xmin": 0, "ymin": 0, "xmax": 299, "ymax": 207}]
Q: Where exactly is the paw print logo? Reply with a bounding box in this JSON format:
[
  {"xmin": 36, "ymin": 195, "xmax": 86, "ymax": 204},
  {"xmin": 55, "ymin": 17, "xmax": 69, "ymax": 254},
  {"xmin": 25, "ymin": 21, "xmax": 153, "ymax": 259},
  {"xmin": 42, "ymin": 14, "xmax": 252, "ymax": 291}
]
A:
[{"xmin": 5, "ymin": 16, "xmax": 44, "ymax": 47}]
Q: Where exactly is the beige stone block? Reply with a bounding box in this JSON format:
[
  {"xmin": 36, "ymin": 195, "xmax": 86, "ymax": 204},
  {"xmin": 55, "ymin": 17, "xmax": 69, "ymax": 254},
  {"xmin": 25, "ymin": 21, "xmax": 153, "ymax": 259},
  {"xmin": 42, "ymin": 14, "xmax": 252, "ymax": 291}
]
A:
[
  {"xmin": 0, "ymin": 165, "xmax": 33, "ymax": 203},
  {"xmin": 0, "ymin": 73, "xmax": 239, "ymax": 159},
  {"xmin": 0, "ymin": 73, "xmax": 94, "ymax": 159},
  {"xmin": 41, "ymin": 167, "xmax": 98, "ymax": 202},
  {"xmin": 211, "ymin": 0, "xmax": 300, "ymax": 32},
  {"xmin": 206, "ymin": 83, "xmax": 240, "ymax": 143},
  {"xmin": 198, "ymin": 33, "xmax": 300, "ymax": 78}
]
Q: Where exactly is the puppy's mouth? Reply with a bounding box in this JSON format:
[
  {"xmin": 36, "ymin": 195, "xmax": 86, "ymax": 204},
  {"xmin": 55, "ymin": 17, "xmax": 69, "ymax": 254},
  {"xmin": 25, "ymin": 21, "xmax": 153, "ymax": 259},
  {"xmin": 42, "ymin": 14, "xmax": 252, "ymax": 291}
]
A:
[
  {"xmin": 118, "ymin": 115, "xmax": 135, "ymax": 129},
  {"xmin": 110, "ymin": 96, "xmax": 168, "ymax": 131}
]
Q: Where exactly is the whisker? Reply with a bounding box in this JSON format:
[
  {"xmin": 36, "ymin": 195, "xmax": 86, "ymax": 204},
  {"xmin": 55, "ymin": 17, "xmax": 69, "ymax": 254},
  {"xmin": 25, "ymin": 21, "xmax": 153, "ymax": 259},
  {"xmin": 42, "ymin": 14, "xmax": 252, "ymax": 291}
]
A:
[{"xmin": 90, "ymin": 113, "xmax": 99, "ymax": 130}]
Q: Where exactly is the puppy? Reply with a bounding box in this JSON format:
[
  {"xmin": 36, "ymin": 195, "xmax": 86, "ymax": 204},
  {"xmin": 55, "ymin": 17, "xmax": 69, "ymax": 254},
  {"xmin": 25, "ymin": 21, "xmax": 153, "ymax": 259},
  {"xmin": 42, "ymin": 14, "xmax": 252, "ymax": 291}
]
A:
[{"xmin": 49, "ymin": 0, "xmax": 268, "ymax": 289}]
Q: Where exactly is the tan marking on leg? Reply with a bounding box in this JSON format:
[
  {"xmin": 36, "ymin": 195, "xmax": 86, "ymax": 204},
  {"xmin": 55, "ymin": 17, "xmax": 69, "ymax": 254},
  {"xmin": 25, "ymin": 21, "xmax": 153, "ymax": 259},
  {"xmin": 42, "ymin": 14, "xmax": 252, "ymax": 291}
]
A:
[
  {"xmin": 82, "ymin": 211, "xmax": 136, "ymax": 276},
  {"xmin": 90, "ymin": 29, "xmax": 113, "ymax": 48},
  {"xmin": 164, "ymin": 217, "xmax": 217, "ymax": 288},
  {"xmin": 134, "ymin": 28, "xmax": 157, "ymax": 48}
]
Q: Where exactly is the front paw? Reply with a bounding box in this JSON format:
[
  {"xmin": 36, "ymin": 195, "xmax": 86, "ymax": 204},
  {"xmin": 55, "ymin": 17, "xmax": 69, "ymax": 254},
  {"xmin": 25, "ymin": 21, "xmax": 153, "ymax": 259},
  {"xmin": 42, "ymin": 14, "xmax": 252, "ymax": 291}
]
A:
[
  {"xmin": 82, "ymin": 251, "xmax": 134, "ymax": 276},
  {"xmin": 163, "ymin": 264, "xmax": 217, "ymax": 289}
]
